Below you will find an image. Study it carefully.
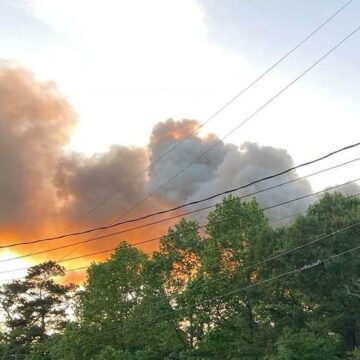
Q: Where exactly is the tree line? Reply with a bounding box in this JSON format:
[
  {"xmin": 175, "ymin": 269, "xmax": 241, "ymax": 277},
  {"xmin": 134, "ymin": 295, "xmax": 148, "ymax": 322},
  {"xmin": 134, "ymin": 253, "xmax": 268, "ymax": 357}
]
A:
[{"xmin": 1, "ymin": 193, "xmax": 360, "ymax": 359}]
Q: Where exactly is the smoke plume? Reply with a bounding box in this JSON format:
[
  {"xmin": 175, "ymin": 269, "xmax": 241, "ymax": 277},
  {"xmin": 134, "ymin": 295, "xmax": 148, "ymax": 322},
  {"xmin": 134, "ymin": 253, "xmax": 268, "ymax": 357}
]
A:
[
  {"xmin": 0, "ymin": 65, "xmax": 341, "ymax": 277},
  {"xmin": 147, "ymin": 120, "xmax": 312, "ymax": 223},
  {"xmin": 0, "ymin": 66, "xmax": 76, "ymax": 237}
]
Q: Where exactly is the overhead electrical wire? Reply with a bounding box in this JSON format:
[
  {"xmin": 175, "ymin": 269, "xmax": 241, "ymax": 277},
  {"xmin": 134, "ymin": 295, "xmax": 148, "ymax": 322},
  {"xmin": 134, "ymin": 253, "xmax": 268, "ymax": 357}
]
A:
[
  {"xmin": 28, "ymin": 6, "xmax": 360, "ymax": 267},
  {"xmin": 2, "ymin": 206, "xmax": 360, "ymax": 279},
  {"xmin": 0, "ymin": 212, "xmax": 305, "ymax": 276},
  {"xmin": 0, "ymin": 3, "xmax": 358, "ymax": 357},
  {"xmin": 55, "ymin": 4, "xmax": 359, "ymax": 268},
  {"xmin": 71, "ymin": 234, "xmax": 360, "ymax": 351},
  {"xmin": 5, "ymin": 142, "xmax": 360, "ymax": 249},
  {"xmin": 158, "ymin": 240, "xmax": 360, "ymax": 318},
  {"xmin": 0, "ymin": 4, "xmax": 356, "ymax": 271},
  {"xmin": 1, "ymin": 156, "xmax": 358, "ymax": 293},
  {"xmin": 93, "ymin": 190, "xmax": 360, "ymax": 273},
  {"xmin": 0, "ymin": 177, "xmax": 359, "ymax": 267},
  {"xmin": 52, "ymin": 1, "xmax": 356, "ymax": 266},
  {"xmin": 0, "ymin": 156, "xmax": 357, "ymax": 260},
  {"xmin": 1, "ymin": 191, "xmax": 359, "ymax": 359},
  {"xmin": 12, "ymin": 218, "xmax": 360, "ymax": 355},
  {"xmin": 54, "ymin": 153, "xmax": 360, "ymax": 264},
  {"xmin": 85, "ymin": 23, "xmax": 360, "ymax": 250},
  {"xmin": 12, "ymin": 0, "xmax": 355, "ymax": 266},
  {"xmin": 42, "ymin": 0, "xmax": 353, "ymax": 241}
]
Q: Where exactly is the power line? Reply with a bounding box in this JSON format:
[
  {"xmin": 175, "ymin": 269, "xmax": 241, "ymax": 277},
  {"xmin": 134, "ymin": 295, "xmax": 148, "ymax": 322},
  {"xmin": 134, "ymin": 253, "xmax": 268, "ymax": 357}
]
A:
[
  {"xmin": 42, "ymin": 0, "xmax": 353, "ymax": 241},
  {"xmin": 6, "ymin": 143, "xmax": 360, "ymax": 249},
  {"xmin": 184, "ymin": 215, "xmax": 360, "ymax": 293},
  {"xmin": 1, "ymin": 194, "xmax": 359, "ymax": 333},
  {"xmin": 26, "ymin": 18, "xmax": 360, "ymax": 266},
  {"xmin": 83, "ymin": 235, "xmax": 360, "ymax": 350},
  {"xmin": 0, "ymin": 211, "xmax": 306, "ymax": 286},
  {"xmin": 0, "ymin": 7, "xmax": 357, "ymax": 274},
  {"xmin": 55, "ymin": 143, "xmax": 360, "ymax": 238},
  {"xmin": 0, "ymin": 157, "xmax": 357, "ymax": 268},
  {"xmin": 0, "ymin": 3, "xmax": 357, "ymax": 356},
  {"xmin": 54, "ymin": 2, "xmax": 357, "ymax": 266},
  {"xmin": 90, "ymin": 23, "xmax": 360, "ymax": 252},
  {"xmin": 0, "ymin": 212, "xmax": 304, "ymax": 277},
  {"xmin": 0, "ymin": 177, "xmax": 358, "ymax": 269},
  {"xmin": 6, "ymin": 212, "xmax": 360, "ymax": 280},
  {"xmin": 1, "ymin": 195, "xmax": 359, "ymax": 360},
  {"xmin": 13, "ymin": 12, "xmax": 357, "ymax": 259},
  {"xmin": 30, "ymin": 218, "xmax": 360, "ymax": 354},
  {"xmin": 65, "ymin": 211, "xmax": 360, "ymax": 291},
  {"xmin": 53, "ymin": 158, "xmax": 360, "ymax": 264},
  {"xmin": 189, "ymin": 241, "xmax": 360, "ymax": 306}
]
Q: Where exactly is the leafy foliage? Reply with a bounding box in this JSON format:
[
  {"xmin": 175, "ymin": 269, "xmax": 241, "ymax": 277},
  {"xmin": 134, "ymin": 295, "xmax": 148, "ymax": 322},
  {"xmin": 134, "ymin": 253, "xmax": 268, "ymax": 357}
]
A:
[
  {"xmin": 1, "ymin": 194, "xmax": 360, "ymax": 359},
  {"xmin": 0, "ymin": 261, "xmax": 74, "ymax": 359}
]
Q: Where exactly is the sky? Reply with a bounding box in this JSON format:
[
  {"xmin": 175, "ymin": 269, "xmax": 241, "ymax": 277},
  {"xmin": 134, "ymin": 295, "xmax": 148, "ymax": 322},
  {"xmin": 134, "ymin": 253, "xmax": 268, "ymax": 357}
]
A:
[
  {"xmin": 1, "ymin": 1, "xmax": 359, "ymax": 168},
  {"xmin": 0, "ymin": 0, "xmax": 360, "ymax": 280}
]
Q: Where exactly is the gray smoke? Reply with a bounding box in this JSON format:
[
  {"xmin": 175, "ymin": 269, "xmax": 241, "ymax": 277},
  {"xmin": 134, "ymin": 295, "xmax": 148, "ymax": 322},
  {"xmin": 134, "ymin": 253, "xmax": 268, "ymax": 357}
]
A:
[
  {"xmin": 147, "ymin": 119, "xmax": 313, "ymax": 224},
  {"xmin": 326, "ymin": 182, "xmax": 360, "ymax": 197},
  {"xmin": 148, "ymin": 119, "xmax": 234, "ymax": 203},
  {"xmin": 0, "ymin": 65, "xmax": 345, "ymax": 249},
  {"xmin": 55, "ymin": 145, "xmax": 158, "ymax": 224}
]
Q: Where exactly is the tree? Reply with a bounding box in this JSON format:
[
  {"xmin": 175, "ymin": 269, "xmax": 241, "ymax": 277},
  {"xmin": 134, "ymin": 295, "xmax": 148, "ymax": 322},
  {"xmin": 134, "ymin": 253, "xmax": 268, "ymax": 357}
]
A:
[
  {"xmin": 191, "ymin": 196, "xmax": 270, "ymax": 359},
  {"xmin": 274, "ymin": 329, "xmax": 340, "ymax": 360},
  {"xmin": 78, "ymin": 242, "xmax": 184, "ymax": 358},
  {"xmin": 281, "ymin": 193, "xmax": 360, "ymax": 352},
  {"xmin": 0, "ymin": 261, "xmax": 74, "ymax": 359},
  {"xmin": 3, "ymin": 193, "xmax": 360, "ymax": 359}
]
